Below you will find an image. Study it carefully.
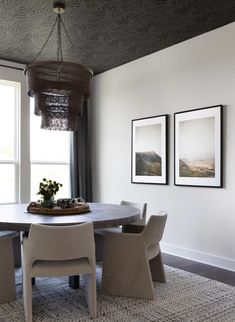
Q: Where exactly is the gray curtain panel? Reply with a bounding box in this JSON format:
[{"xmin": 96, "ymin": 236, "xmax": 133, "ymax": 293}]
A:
[{"xmin": 70, "ymin": 100, "xmax": 93, "ymax": 201}]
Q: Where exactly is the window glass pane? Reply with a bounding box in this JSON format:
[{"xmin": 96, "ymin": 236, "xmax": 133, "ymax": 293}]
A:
[
  {"xmin": 0, "ymin": 164, "xmax": 15, "ymax": 203},
  {"xmin": 31, "ymin": 164, "xmax": 71, "ymax": 201},
  {"xmin": 0, "ymin": 83, "xmax": 16, "ymax": 161},
  {"xmin": 30, "ymin": 99, "xmax": 70, "ymax": 162}
]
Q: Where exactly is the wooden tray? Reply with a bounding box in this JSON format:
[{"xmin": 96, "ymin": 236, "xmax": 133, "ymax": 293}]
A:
[{"xmin": 27, "ymin": 202, "xmax": 90, "ymax": 216}]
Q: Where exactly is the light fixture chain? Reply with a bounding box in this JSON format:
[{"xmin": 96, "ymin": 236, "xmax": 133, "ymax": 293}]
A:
[
  {"xmin": 57, "ymin": 13, "xmax": 63, "ymax": 61},
  {"xmin": 61, "ymin": 18, "xmax": 84, "ymax": 63},
  {"xmin": 61, "ymin": 18, "xmax": 76, "ymax": 50},
  {"xmin": 33, "ymin": 15, "xmax": 59, "ymax": 62}
]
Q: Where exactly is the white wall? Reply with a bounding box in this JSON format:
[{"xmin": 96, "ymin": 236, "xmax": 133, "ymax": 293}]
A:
[{"xmin": 91, "ymin": 23, "xmax": 235, "ymax": 271}]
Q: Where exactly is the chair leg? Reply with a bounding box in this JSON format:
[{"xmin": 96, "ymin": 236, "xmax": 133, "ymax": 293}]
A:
[
  {"xmin": 0, "ymin": 238, "xmax": 16, "ymax": 304},
  {"xmin": 84, "ymin": 273, "xmax": 97, "ymax": 319},
  {"xmin": 102, "ymin": 236, "xmax": 155, "ymax": 299},
  {"xmin": 149, "ymin": 250, "xmax": 166, "ymax": 283},
  {"xmin": 102, "ymin": 257, "xmax": 155, "ymax": 299},
  {"xmin": 23, "ymin": 274, "xmax": 33, "ymax": 322}
]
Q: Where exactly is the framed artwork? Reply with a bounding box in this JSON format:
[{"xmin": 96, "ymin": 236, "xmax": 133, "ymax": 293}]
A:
[
  {"xmin": 131, "ymin": 115, "xmax": 168, "ymax": 184},
  {"xmin": 174, "ymin": 105, "xmax": 223, "ymax": 187}
]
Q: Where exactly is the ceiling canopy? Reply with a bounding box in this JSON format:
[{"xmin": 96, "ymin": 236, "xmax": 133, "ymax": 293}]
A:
[{"xmin": 0, "ymin": 0, "xmax": 234, "ymax": 74}]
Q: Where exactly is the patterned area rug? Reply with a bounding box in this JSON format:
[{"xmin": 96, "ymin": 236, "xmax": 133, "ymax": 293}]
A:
[{"xmin": 0, "ymin": 265, "xmax": 234, "ymax": 321}]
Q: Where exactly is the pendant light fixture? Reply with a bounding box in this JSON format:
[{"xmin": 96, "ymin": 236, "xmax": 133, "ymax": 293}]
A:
[{"xmin": 24, "ymin": 0, "xmax": 93, "ymax": 131}]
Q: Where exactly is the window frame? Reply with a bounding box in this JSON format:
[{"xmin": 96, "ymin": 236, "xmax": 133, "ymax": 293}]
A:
[
  {"xmin": 0, "ymin": 60, "xmax": 71, "ymax": 204},
  {"xmin": 0, "ymin": 62, "xmax": 30, "ymax": 203},
  {"xmin": 0, "ymin": 79, "xmax": 20, "ymax": 203}
]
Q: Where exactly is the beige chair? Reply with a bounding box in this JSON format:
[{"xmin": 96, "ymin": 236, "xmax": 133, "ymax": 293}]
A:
[
  {"xmin": 23, "ymin": 222, "xmax": 97, "ymax": 322},
  {"xmin": 121, "ymin": 200, "xmax": 147, "ymax": 232},
  {"xmin": 95, "ymin": 201, "xmax": 147, "ymax": 260},
  {"xmin": 102, "ymin": 212, "xmax": 167, "ymax": 299},
  {"xmin": 121, "ymin": 200, "xmax": 147, "ymax": 222},
  {"xmin": 0, "ymin": 230, "xmax": 18, "ymax": 304}
]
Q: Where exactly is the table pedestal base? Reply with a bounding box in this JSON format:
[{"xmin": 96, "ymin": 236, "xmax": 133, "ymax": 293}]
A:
[{"xmin": 69, "ymin": 275, "xmax": 80, "ymax": 289}]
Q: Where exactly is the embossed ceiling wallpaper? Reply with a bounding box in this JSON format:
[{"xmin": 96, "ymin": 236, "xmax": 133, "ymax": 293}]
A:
[{"xmin": 0, "ymin": 0, "xmax": 234, "ymax": 74}]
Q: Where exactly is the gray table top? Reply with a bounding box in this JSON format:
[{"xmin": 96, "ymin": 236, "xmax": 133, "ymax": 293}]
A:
[{"xmin": 0, "ymin": 202, "xmax": 140, "ymax": 231}]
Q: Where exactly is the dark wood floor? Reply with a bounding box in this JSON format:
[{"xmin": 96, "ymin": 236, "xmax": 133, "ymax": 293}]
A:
[{"xmin": 162, "ymin": 253, "xmax": 235, "ymax": 286}]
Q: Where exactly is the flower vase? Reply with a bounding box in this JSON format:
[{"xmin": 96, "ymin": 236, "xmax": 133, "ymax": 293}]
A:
[{"xmin": 41, "ymin": 197, "xmax": 54, "ymax": 208}]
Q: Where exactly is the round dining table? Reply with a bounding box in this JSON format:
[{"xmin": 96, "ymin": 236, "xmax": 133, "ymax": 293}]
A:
[
  {"xmin": 0, "ymin": 202, "xmax": 140, "ymax": 231},
  {"xmin": 0, "ymin": 202, "xmax": 141, "ymax": 302}
]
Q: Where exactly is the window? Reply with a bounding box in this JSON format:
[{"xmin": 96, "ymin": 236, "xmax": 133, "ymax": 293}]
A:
[
  {"xmin": 30, "ymin": 99, "xmax": 71, "ymax": 201},
  {"xmin": 0, "ymin": 62, "xmax": 71, "ymax": 204},
  {"xmin": 0, "ymin": 80, "xmax": 19, "ymax": 203}
]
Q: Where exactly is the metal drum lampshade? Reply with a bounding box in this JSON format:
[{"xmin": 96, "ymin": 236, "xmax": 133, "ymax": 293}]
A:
[
  {"xmin": 24, "ymin": 61, "xmax": 93, "ymax": 131},
  {"xmin": 24, "ymin": 1, "xmax": 93, "ymax": 131}
]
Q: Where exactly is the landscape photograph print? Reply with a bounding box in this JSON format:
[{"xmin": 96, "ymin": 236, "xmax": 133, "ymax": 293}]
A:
[
  {"xmin": 135, "ymin": 124, "xmax": 162, "ymax": 176},
  {"xmin": 179, "ymin": 116, "xmax": 215, "ymax": 178},
  {"xmin": 174, "ymin": 105, "xmax": 223, "ymax": 187},
  {"xmin": 132, "ymin": 115, "xmax": 167, "ymax": 185}
]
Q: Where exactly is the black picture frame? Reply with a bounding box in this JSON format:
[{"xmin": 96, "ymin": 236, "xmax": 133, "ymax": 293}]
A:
[
  {"xmin": 131, "ymin": 114, "xmax": 168, "ymax": 185},
  {"xmin": 174, "ymin": 105, "xmax": 223, "ymax": 188}
]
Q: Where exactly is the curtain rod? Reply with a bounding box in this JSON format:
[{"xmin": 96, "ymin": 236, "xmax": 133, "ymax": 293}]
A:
[{"xmin": 0, "ymin": 64, "xmax": 24, "ymax": 71}]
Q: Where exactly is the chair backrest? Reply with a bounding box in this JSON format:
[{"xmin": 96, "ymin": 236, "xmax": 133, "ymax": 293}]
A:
[
  {"xmin": 142, "ymin": 212, "xmax": 167, "ymax": 247},
  {"xmin": 120, "ymin": 200, "xmax": 147, "ymax": 223},
  {"xmin": 26, "ymin": 222, "xmax": 95, "ymax": 263}
]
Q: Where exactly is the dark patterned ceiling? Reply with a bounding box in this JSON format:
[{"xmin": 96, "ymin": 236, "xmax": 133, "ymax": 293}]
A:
[{"xmin": 0, "ymin": 0, "xmax": 234, "ymax": 74}]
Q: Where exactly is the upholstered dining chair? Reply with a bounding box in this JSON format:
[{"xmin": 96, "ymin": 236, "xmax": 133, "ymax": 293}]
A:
[
  {"xmin": 0, "ymin": 230, "xmax": 18, "ymax": 304},
  {"xmin": 95, "ymin": 200, "xmax": 147, "ymax": 261},
  {"xmin": 102, "ymin": 212, "xmax": 167, "ymax": 299},
  {"xmin": 121, "ymin": 200, "xmax": 147, "ymax": 232},
  {"xmin": 22, "ymin": 222, "xmax": 97, "ymax": 322}
]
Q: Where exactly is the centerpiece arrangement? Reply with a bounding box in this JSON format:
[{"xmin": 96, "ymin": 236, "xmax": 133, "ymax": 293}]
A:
[
  {"xmin": 38, "ymin": 178, "xmax": 62, "ymax": 208},
  {"xmin": 27, "ymin": 178, "xmax": 90, "ymax": 215}
]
